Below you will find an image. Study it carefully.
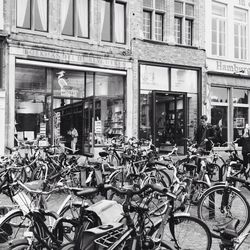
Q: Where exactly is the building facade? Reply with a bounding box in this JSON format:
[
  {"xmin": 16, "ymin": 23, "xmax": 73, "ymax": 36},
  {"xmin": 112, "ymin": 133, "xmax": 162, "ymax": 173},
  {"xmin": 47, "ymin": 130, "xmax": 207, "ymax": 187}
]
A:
[
  {"xmin": 205, "ymin": 0, "xmax": 250, "ymax": 146},
  {"xmin": 0, "ymin": 0, "xmax": 207, "ymax": 155}
]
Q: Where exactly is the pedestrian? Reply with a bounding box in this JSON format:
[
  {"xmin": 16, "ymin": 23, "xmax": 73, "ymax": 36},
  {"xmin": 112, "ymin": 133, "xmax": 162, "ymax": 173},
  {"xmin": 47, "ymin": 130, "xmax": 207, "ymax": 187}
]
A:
[
  {"xmin": 68, "ymin": 127, "xmax": 78, "ymax": 154},
  {"xmin": 193, "ymin": 115, "xmax": 215, "ymax": 154},
  {"xmin": 238, "ymin": 124, "xmax": 250, "ymax": 172}
]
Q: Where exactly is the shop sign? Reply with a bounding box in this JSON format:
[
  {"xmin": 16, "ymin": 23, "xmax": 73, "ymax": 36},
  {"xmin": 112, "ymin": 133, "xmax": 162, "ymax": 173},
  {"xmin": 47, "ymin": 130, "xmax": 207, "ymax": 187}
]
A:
[
  {"xmin": 19, "ymin": 48, "xmax": 129, "ymax": 69},
  {"xmin": 95, "ymin": 121, "xmax": 102, "ymax": 134},
  {"xmin": 60, "ymin": 88, "xmax": 78, "ymax": 98},
  {"xmin": 207, "ymin": 59, "xmax": 250, "ymax": 75}
]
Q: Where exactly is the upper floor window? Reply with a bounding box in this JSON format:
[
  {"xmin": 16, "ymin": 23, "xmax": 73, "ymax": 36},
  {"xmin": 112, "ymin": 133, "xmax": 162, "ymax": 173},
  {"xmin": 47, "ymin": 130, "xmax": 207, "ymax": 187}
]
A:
[
  {"xmin": 174, "ymin": 1, "xmax": 194, "ymax": 46},
  {"xmin": 211, "ymin": 2, "xmax": 226, "ymax": 56},
  {"xmin": 16, "ymin": 0, "xmax": 48, "ymax": 32},
  {"xmin": 234, "ymin": 8, "xmax": 247, "ymax": 60},
  {"xmin": 143, "ymin": 0, "xmax": 165, "ymax": 41},
  {"xmin": 61, "ymin": 0, "xmax": 89, "ymax": 38},
  {"xmin": 101, "ymin": 0, "xmax": 126, "ymax": 44}
]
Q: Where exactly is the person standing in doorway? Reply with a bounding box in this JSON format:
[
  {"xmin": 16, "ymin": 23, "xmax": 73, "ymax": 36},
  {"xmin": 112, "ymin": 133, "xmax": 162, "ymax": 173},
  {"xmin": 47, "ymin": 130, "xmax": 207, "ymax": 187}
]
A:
[{"xmin": 68, "ymin": 127, "xmax": 78, "ymax": 154}]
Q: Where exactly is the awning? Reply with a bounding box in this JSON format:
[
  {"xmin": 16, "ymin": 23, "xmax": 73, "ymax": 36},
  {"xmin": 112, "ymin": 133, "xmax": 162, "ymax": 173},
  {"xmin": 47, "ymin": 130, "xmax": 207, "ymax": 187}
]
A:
[{"xmin": 16, "ymin": 59, "xmax": 127, "ymax": 75}]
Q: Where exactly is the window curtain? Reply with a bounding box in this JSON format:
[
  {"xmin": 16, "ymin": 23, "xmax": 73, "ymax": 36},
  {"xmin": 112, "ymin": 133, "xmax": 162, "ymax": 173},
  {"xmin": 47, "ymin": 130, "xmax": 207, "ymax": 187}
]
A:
[
  {"xmin": 36, "ymin": 0, "xmax": 47, "ymax": 31},
  {"xmin": 100, "ymin": 0, "xmax": 106, "ymax": 40},
  {"xmin": 77, "ymin": 0, "xmax": 88, "ymax": 37},
  {"xmin": 115, "ymin": 3, "xmax": 125, "ymax": 43},
  {"xmin": 17, "ymin": 0, "xmax": 30, "ymax": 28},
  {"xmin": 61, "ymin": 0, "xmax": 71, "ymax": 33}
]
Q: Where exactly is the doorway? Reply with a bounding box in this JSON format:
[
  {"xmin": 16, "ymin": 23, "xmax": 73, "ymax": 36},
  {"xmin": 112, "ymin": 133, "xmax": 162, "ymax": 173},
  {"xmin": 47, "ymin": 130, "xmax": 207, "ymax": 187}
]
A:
[{"xmin": 153, "ymin": 91, "xmax": 187, "ymax": 154}]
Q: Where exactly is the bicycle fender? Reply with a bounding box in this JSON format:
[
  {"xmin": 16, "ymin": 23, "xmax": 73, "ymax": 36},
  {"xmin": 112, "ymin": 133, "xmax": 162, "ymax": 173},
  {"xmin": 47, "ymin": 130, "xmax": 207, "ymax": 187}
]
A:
[{"xmin": 0, "ymin": 208, "xmax": 24, "ymax": 225}]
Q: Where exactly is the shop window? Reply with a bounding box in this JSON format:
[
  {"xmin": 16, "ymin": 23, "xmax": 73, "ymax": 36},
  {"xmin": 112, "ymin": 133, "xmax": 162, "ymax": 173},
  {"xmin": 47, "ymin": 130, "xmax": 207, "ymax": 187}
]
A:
[
  {"xmin": 233, "ymin": 89, "xmax": 249, "ymax": 140},
  {"xmin": 101, "ymin": 0, "xmax": 126, "ymax": 44},
  {"xmin": 174, "ymin": 1, "xmax": 194, "ymax": 46},
  {"xmin": 211, "ymin": 86, "xmax": 228, "ymax": 103},
  {"xmin": 53, "ymin": 70, "xmax": 85, "ymax": 98},
  {"xmin": 16, "ymin": 0, "xmax": 48, "ymax": 32},
  {"xmin": 94, "ymin": 74, "xmax": 124, "ymax": 145},
  {"xmin": 211, "ymin": 86, "xmax": 228, "ymax": 146},
  {"xmin": 140, "ymin": 90, "xmax": 153, "ymax": 140},
  {"xmin": 140, "ymin": 65, "xmax": 169, "ymax": 91},
  {"xmin": 15, "ymin": 65, "xmax": 49, "ymax": 142},
  {"xmin": 61, "ymin": 0, "xmax": 89, "ymax": 38},
  {"xmin": 171, "ymin": 68, "xmax": 197, "ymax": 93},
  {"xmin": 211, "ymin": 1, "xmax": 226, "ymax": 56},
  {"xmin": 143, "ymin": 0, "xmax": 165, "ymax": 41}
]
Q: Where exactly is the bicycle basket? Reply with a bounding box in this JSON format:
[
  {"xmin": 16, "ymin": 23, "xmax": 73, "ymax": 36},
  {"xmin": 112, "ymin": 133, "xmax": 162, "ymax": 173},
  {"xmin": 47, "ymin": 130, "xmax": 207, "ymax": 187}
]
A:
[
  {"xmin": 94, "ymin": 225, "xmax": 127, "ymax": 249},
  {"xmin": 79, "ymin": 223, "xmax": 125, "ymax": 250}
]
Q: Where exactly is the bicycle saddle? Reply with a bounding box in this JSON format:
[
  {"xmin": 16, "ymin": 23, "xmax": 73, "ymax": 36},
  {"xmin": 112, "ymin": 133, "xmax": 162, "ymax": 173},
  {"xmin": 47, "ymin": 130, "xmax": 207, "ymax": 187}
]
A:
[{"xmin": 99, "ymin": 151, "xmax": 109, "ymax": 158}]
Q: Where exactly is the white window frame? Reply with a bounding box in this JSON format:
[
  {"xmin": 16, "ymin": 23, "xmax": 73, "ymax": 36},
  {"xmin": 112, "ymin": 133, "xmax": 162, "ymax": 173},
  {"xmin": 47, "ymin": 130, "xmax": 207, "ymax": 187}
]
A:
[
  {"xmin": 143, "ymin": 0, "xmax": 165, "ymax": 41},
  {"xmin": 234, "ymin": 8, "xmax": 248, "ymax": 60},
  {"xmin": 61, "ymin": 0, "xmax": 90, "ymax": 38},
  {"xmin": 174, "ymin": 0, "xmax": 194, "ymax": 46},
  {"xmin": 100, "ymin": 0, "xmax": 127, "ymax": 44},
  {"xmin": 211, "ymin": 1, "xmax": 227, "ymax": 57},
  {"xmin": 16, "ymin": 0, "xmax": 49, "ymax": 32}
]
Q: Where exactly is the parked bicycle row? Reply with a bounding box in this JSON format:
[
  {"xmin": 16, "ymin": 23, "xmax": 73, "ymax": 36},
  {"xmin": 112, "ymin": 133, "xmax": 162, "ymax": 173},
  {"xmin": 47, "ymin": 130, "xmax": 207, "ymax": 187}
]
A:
[{"xmin": 0, "ymin": 135, "xmax": 249, "ymax": 249}]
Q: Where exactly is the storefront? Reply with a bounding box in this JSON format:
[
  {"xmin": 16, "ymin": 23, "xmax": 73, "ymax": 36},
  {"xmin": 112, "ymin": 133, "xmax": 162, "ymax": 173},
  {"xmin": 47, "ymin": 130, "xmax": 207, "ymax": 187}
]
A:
[
  {"xmin": 139, "ymin": 63, "xmax": 200, "ymax": 154},
  {"xmin": 7, "ymin": 47, "xmax": 132, "ymax": 155},
  {"xmin": 207, "ymin": 59, "xmax": 250, "ymax": 145}
]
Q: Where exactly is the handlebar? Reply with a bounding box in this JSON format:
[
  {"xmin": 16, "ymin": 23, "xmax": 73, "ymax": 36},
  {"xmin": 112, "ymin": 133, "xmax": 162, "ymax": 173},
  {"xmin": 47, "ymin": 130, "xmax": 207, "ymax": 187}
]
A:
[
  {"xmin": 15, "ymin": 180, "xmax": 69, "ymax": 196},
  {"xmin": 77, "ymin": 183, "xmax": 176, "ymax": 200}
]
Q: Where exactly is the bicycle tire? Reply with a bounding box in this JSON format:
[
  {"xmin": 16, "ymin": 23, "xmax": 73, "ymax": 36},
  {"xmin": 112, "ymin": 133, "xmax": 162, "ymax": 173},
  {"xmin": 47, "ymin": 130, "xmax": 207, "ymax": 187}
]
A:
[
  {"xmin": 154, "ymin": 214, "xmax": 212, "ymax": 250},
  {"xmin": 153, "ymin": 168, "xmax": 172, "ymax": 188},
  {"xmin": 59, "ymin": 203, "xmax": 101, "ymax": 243},
  {"xmin": 6, "ymin": 238, "xmax": 29, "ymax": 249},
  {"xmin": 0, "ymin": 209, "xmax": 44, "ymax": 246},
  {"xmin": 197, "ymin": 184, "xmax": 250, "ymax": 237}
]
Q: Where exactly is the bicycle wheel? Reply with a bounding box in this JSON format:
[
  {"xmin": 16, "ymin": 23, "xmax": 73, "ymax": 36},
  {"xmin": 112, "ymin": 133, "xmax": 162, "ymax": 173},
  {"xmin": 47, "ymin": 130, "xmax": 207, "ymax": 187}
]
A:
[
  {"xmin": 6, "ymin": 238, "xmax": 29, "ymax": 249},
  {"xmin": 59, "ymin": 203, "xmax": 101, "ymax": 243},
  {"xmin": 155, "ymin": 215, "xmax": 212, "ymax": 250},
  {"xmin": 197, "ymin": 184, "xmax": 250, "ymax": 237},
  {"xmin": 152, "ymin": 168, "xmax": 172, "ymax": 188},
  {"xmin": 31, "ymin": 165, "xmax": 47, "ymax": 181},
  {"xmin": 0, "ymin": 209, "xmax": 44, "ymax": 247}
]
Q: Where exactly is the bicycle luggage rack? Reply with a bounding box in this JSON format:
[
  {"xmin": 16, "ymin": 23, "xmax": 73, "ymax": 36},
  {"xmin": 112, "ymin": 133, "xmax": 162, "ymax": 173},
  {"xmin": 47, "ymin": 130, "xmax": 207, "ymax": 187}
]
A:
[{"xmin": 94, "ymin": 226, "xmax": 126, "ymax": 248}]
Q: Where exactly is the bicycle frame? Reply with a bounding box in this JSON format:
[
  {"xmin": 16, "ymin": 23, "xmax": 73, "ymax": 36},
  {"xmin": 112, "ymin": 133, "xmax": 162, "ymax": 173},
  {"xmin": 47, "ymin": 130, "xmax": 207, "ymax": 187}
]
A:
[{"xmin": 24, "ymin": 210, "xmax": 62, "ymax": 249}]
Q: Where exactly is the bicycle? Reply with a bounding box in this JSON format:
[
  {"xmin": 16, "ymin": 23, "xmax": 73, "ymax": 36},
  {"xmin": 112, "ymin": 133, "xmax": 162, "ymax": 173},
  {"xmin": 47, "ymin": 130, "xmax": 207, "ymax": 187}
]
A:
[
  {"xmin": 197, "ymin": 159, "xmax": 250, "ymax": 238},
  {"xmin": 55, "ymin": 183, "xmax": 213, "ymax": 250},
  {"xmin": 216, "ymin": 176, "xmax": 250, "ymax": 249}
]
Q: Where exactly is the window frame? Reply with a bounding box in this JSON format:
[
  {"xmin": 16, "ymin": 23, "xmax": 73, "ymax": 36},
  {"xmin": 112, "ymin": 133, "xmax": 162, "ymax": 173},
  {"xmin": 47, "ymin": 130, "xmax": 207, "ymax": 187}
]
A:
[
  {"xmin": 174, "ymin": 0, "xmax": 194, "ymax": 46},
  {"xmin": 211, "ymin": 86, "xmax": 250, "ymax": 146},
  {"xmin": 16, "ymin": 0, "xmax": 49, "ymax": 32},
  {"xmin": 211, "ymin": 1, "xmax": 227, "ymax": 57},
  {"xmin": 234, "ymin": 8, "xmax": 248, "ymax": 60},
  {"xmin": 101, "ymin": 0, "xmax": 127, "ymax": 44},
  {"xmin": 61, "ymin": 0, "xmax": 90, "ymax": 39},
  {"xmin": 143, "ymin": 0, "xmax": 165, "ymax": 41}
]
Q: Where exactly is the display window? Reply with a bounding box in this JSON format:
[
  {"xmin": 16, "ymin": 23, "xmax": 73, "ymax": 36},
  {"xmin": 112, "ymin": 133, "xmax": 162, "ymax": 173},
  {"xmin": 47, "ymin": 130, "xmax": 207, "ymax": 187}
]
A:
[
  {"xmin": 211, "ymin": 86, "xmax": 249, "ymax": 145},
  {"xmin": 15, "ymin": 65, "xmax": 125, "ymax": 153}
]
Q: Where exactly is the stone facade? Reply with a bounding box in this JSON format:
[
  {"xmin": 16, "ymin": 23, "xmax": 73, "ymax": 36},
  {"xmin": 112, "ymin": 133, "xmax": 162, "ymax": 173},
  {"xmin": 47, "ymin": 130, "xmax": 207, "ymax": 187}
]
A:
[{"xmin": 0, "ymin": 0, "xmax": 206, "ymax": 153}]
